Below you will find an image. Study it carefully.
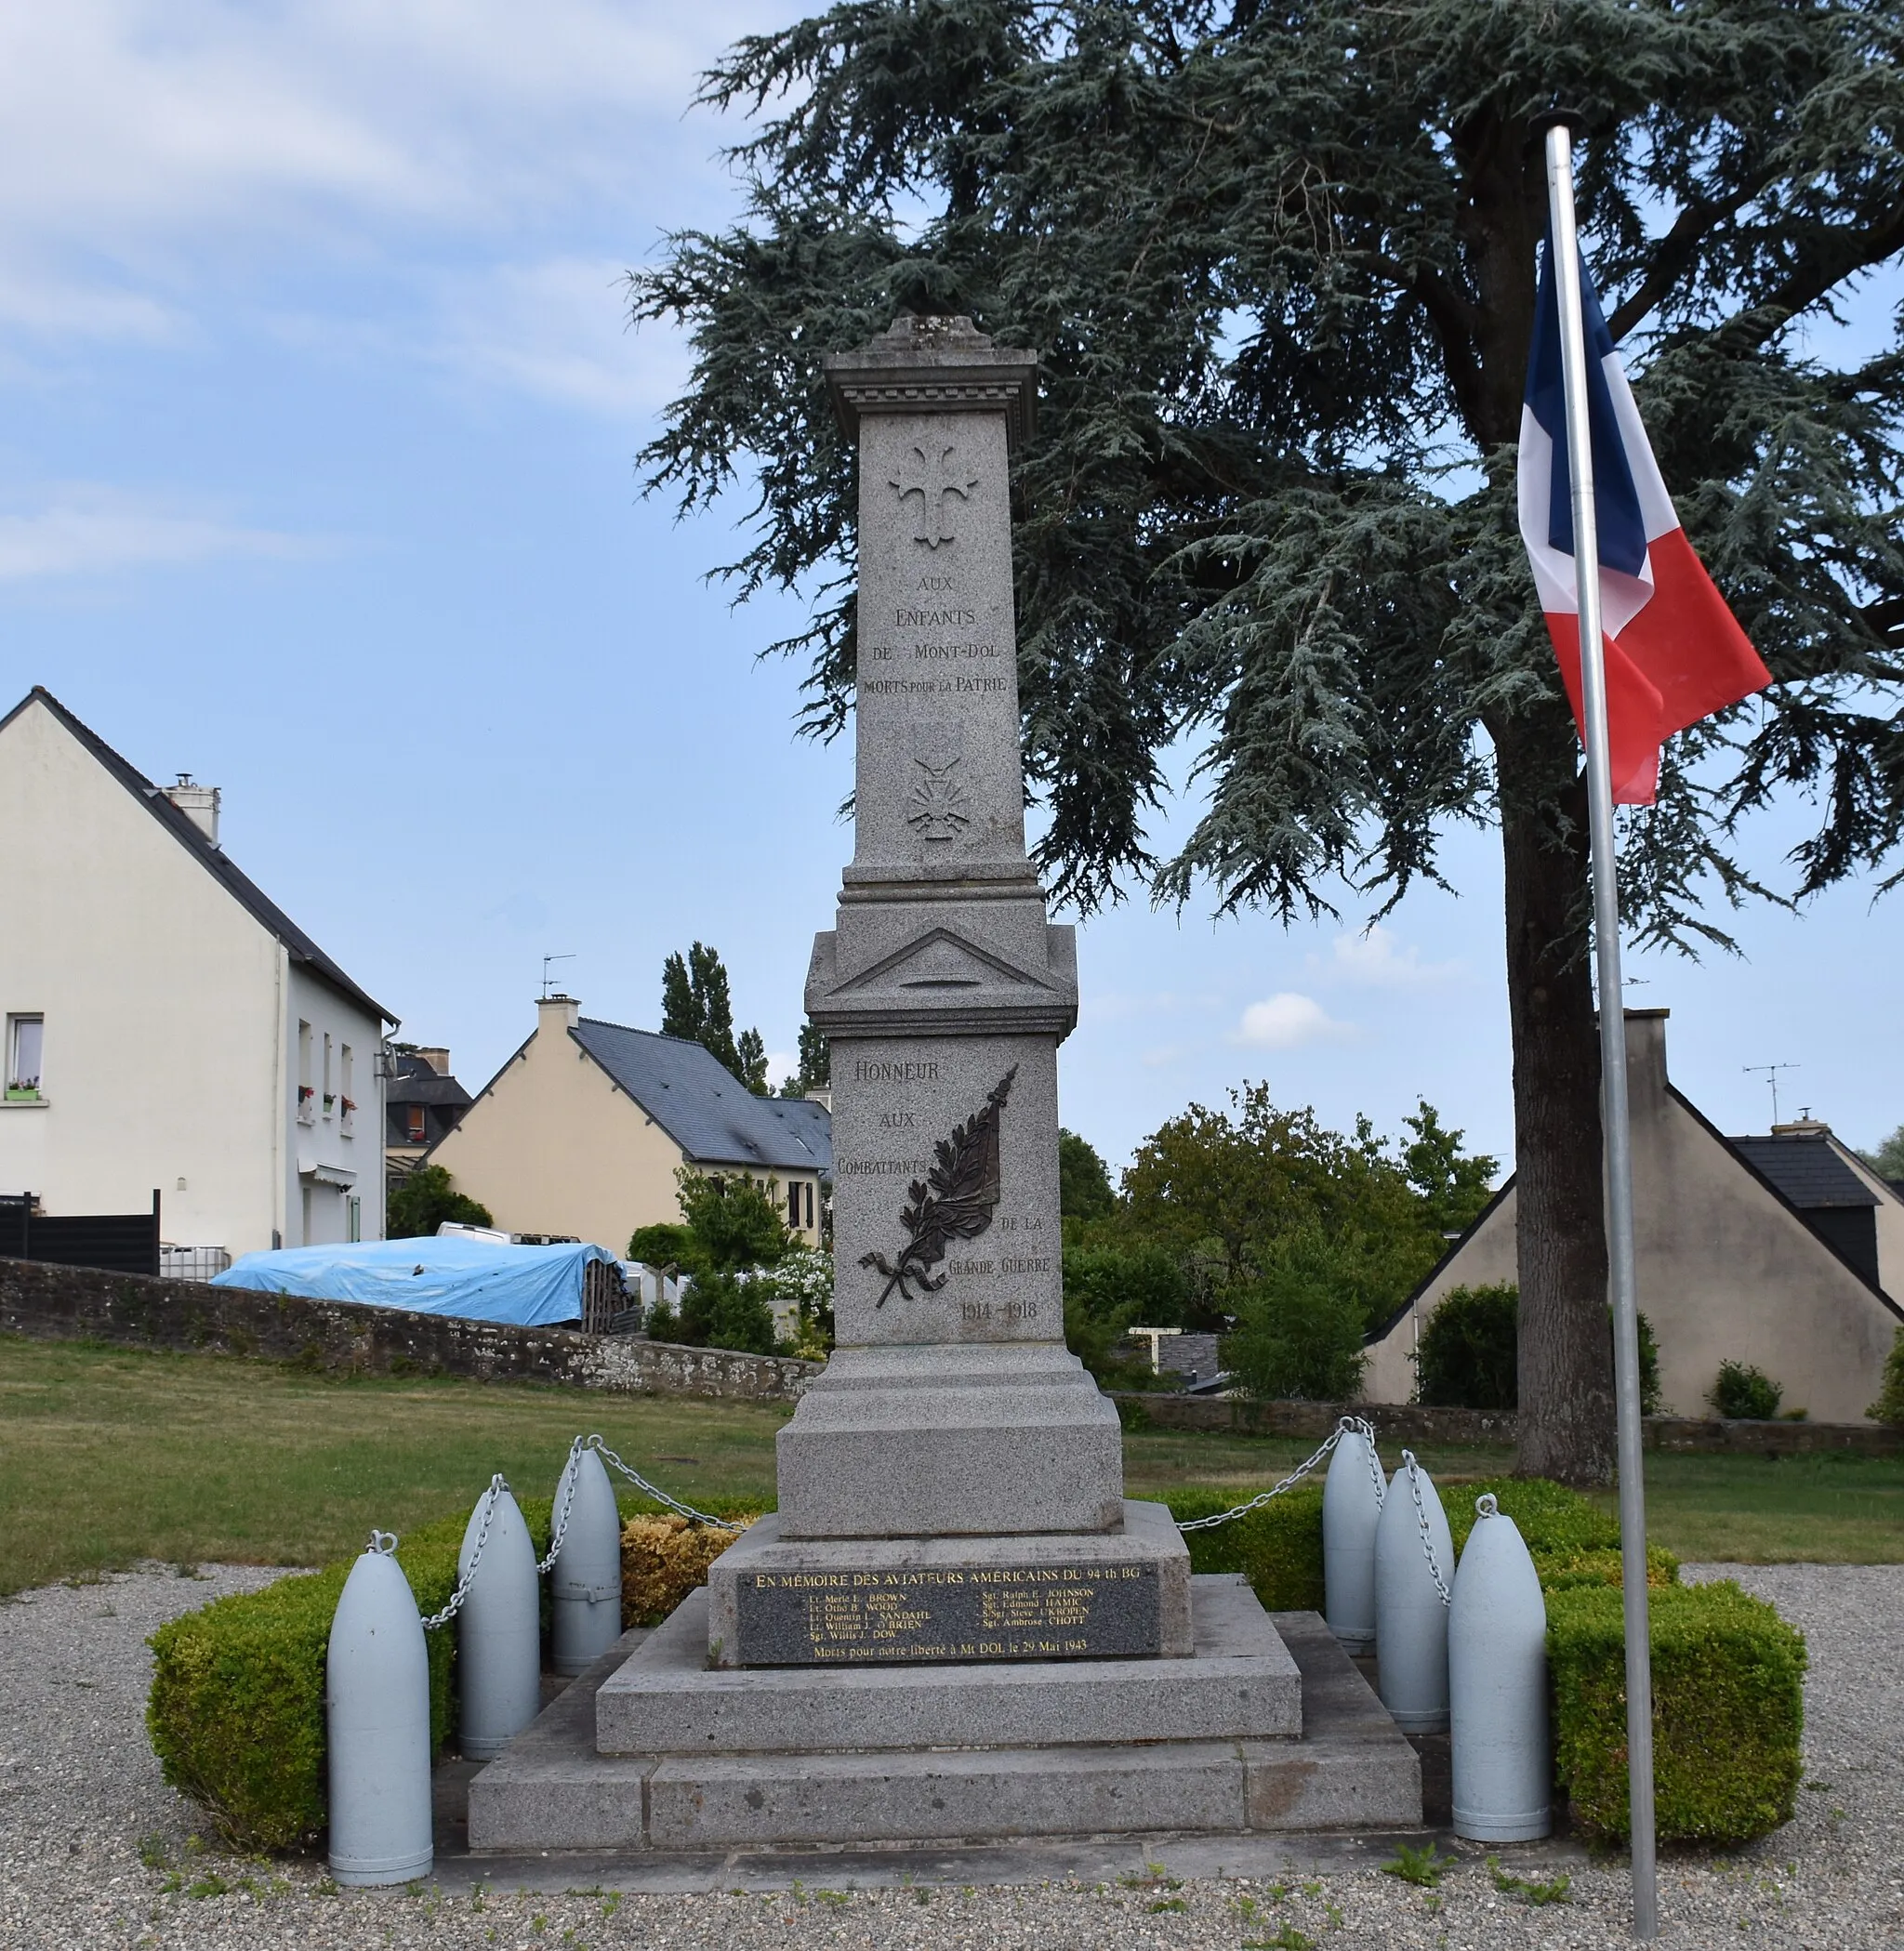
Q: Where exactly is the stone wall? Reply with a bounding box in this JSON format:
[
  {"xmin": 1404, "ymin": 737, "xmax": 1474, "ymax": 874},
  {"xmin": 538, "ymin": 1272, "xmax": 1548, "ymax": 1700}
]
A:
[
  {"xmin": 0, "ymin": 1256, "xmax": 818, "ymax": 1404},
  {"xmin": 1115, "ymin": 1391, "xmax": 1901, "ymax": 1456}
]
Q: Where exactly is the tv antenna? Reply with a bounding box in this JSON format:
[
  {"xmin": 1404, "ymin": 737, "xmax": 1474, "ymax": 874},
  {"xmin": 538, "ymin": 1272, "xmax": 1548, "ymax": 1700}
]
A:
[
  {"xmin": 1743, "ymin": 1061, "xmax": 1799, "ymax": 1126},
  {"xmin": 541, "ymin": 954, "xmax": 576, "ymax": 999}
]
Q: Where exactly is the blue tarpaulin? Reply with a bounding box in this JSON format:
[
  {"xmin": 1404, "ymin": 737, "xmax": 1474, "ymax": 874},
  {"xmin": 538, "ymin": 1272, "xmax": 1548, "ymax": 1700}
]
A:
[{"xmin": 213, "ymin": 1234, "xmax": 616, "ymax": 1326}]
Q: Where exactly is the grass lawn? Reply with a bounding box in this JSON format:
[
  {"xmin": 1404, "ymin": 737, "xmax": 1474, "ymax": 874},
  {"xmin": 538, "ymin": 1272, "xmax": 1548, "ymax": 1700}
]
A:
[{"xmin": 2, "ymin": 1332, "xmax": 1897, "ymax": 1595}]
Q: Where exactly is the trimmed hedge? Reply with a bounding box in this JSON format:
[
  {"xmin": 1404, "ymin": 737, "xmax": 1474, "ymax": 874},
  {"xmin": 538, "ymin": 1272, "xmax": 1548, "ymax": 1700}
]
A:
[
  {"xmin": 1550, "ymin": 1581, "xmax": 1807, "ymax": 1843},
  {"xmin": 1162, "ymin": 1473, "xmax": 1799, "ymax": 1846},
  {"xmin": 1165, "ymin": 1483, "xmax": 1326, "ymax": 1611},
  {"xmin": 147, "ymin": 1498, "xmax": 555, "ymax": 1850}
]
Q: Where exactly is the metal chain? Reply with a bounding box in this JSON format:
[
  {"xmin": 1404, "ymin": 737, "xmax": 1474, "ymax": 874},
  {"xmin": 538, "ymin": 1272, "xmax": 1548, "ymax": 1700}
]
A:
[
  {"xmin": 584, "ymin": 1433, "xmax": 742, "ymax": 1531},
  {"xmin": 1176, "ymin": 1416, "xmax": 1379, "ymax": 1534},
  {"xmin": 1401, "ymin": 1448, "xmax": 1452, "ymax": 1607},
  {"xmin": 419, "ymin": 1472, "xmax": 509, "ymax": 1632},
  {"xmin": 536, "ymin": 1437, "xmax": 586, "ymax": 1575}
]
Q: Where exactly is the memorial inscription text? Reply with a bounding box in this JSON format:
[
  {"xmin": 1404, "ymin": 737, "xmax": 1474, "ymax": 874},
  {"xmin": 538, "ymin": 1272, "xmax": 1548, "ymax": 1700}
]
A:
[{"xmin": 732, "ymin": 1561, "xmax": 1162, "ymax": 1665}]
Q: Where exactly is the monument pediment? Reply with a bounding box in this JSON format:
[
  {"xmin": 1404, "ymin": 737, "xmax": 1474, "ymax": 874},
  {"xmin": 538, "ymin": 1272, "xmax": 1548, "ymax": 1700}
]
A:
[{"xmin": 834, "ymin": 926, "xmax": 1054, "ymax": 996}]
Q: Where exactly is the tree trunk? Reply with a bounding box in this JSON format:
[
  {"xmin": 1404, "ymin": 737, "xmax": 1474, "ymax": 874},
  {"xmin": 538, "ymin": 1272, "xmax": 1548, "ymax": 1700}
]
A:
[{"xmin": 1492, "ymin": 705, "xmax": 1617, "ymax": 1485}]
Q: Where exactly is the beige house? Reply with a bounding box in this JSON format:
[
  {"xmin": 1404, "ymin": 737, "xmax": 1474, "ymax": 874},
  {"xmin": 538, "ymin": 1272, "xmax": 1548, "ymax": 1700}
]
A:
[
  {"xmin": 1364, "ymin": 1009, "xmax": 1902, "ymax": 1423},
  {"xmin": 426, "ymin": 996, "xmax": 830, "ymax": 1255}
]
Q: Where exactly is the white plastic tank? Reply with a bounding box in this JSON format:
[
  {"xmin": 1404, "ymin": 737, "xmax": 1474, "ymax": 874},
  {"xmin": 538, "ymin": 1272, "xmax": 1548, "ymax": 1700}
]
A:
[
  {"xmin": 1322, "ymin": 1423, "xmax": 1383, "ymax": 1652},
  {"xmin": 456, "ymin": 1483, "xmax": 541, "ymax": 1760},
  {"xmin": 549, "ymin": 1446, "xmax": 623, "ymax": 1677},
  {"xmin": 325, "ymin": 1536, "xmax": 432, "ymax": 1887},
  {"xmin": 1449, "ymin": 1494, "xmax": 1552, "ymax": 1839},
  {"xmin": 1374, "ymin": 1451, "xmax": 1455, "ymax": 1733}
]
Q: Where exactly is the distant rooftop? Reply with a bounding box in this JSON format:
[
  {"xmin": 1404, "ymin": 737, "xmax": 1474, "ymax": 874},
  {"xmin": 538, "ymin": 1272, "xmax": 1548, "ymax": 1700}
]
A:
[
  {"xmin": 1728, "ymin": 1133, "xmax": 1878, "ymax": 1211},
  {"xmin": 571, "ymin": 1018, "xmax": 832, "ymax": 1176}
]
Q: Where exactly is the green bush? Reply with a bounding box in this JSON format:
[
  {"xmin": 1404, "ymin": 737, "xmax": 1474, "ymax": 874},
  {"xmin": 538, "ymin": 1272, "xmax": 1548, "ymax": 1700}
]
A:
[
  {"xmin": 386, "ymin": 1164, "xmax": 492, "ymax": 1239},
  {"xmin": 1416, "ymin": 1284, "xmax": 1517, "ymax": 1409},
  {"xmin": 1710, "ymin": 1359, "xmax": 1782, "ymax": 1419},
  {"xmin": 1415, "ymin": 1286, "xmax": 1662, "ymax": 1415},
  {"xmin": 1163, "ymin": 1483, "xmax": 1326, "ymax": 1612},
  {"xmin": 676, "ymin": 1271, "xmax": 779, "ymax": 1354},
  {"xmin": 1222, "ymin": 1230, "xmax": 1370, "ymax": 1401},
  {"xmin": 147, "ymin": 1497, "xmax": 553, "ymax": 1850},
  {"xmin": 1868, "ymin": 1325, "xmax": 1904, "ymax": 1426},
  {"xmin": 1548, "ymin": 1581, "xmax": 1806, "ymax": 1843},
  {"xmin": 1160, "ymin": 1470, "xmax": 1790, "ymax": 1844}
]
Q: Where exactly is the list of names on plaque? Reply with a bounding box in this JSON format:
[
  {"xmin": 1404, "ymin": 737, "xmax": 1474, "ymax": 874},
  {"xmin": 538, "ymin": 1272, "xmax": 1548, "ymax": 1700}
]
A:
[{"xmin": 732, "ymin": 1561, "xmax": 1161, "ymax": 1667}]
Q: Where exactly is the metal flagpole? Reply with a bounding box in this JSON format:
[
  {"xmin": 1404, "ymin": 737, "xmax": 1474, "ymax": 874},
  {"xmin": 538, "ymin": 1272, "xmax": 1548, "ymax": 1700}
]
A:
[{"xmin": 1538, "ymin": 112, "xmax": 1659, "ymax": 1941}]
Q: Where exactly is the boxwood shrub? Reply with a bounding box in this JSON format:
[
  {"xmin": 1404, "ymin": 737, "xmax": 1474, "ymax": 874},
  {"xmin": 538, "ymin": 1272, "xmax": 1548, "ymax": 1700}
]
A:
[
  {"xmin": 147, "ymin": 1497, "xmax": 555, "ymax": 1850},
  {"xmin": 1549, "ymin": 1580, "xmax": 1806, "ymax": 1843},
  {"xmin": 146, "ymin": 1491, "xmax": 764, "ymax": 1851},
  {"xmin": 1166, "ymin": 1471, "xmax": 1797, "ymax": 1846}
]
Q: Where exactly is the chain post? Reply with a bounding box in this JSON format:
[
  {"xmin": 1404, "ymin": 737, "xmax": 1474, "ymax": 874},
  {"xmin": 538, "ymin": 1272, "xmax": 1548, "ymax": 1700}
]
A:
[
  {"xmin": 585, "ymin": 1433, "xmax": 743, "ymax": 1532},
  {"xmin": 420, "ymin": 1472, "xmax": 510, "ymax": 1633},
  {"xmin": 1176, "ymin": 1416, "xmax": 1380, "ymax": 1536},
  {"xmin": 536, "ymin": 1436, "xmax": 587, "ymax": 1575},
  {"xmin": 1401, "ymin": 1448, "xmax": 1452, "ymax": 1606}
]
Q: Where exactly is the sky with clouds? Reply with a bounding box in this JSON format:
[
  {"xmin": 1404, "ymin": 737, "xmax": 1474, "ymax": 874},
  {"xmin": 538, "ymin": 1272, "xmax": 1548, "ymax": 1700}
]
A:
[{"xmin": 2, "ymin": 0, "xmax": 1898, "ymax": 1182}]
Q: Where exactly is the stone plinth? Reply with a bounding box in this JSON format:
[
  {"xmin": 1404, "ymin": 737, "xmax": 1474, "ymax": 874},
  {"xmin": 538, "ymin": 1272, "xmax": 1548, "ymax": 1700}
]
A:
[{"xmin": 465, "ymin": 1583, "xmax": 1424, "ymax": 1855}]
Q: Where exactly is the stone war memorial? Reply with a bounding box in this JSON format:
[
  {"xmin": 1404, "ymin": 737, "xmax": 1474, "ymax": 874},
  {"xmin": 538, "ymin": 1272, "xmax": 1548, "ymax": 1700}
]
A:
[{"xmin": 468, "ymin": 317, "xmax": 1422, "ymax": 1852}]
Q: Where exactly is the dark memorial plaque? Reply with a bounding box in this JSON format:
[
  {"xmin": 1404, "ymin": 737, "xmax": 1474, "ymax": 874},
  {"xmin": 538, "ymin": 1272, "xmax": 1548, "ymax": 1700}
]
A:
[{"xmin": 733, "ymin": 1559, "xmax": 1162, "ymax": 1666}]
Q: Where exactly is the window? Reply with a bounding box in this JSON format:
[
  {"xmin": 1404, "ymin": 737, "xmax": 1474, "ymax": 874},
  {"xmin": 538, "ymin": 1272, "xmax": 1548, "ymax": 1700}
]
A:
[
  {"xmin": 405, "ymin": 1105, "xmax": 427, "ymax": 1144},
  {"xmin": 6, "ymin": 1015, "xmax": 43, "ymax": 1100},
  {"xmin": 339, "ymin": 1045, "xmax": 355, "ymax": 1131},
  {"xmin": 297, "ymin": 1021, "xmax": 313, "ymax": 1123},
  {"xmin": 323, "ymin": 1032, "xmax": 334, "ymax": 1114},
  {"xmin": 787, "ymin": 1181, "xmax": 800, "ymax": 1230}
]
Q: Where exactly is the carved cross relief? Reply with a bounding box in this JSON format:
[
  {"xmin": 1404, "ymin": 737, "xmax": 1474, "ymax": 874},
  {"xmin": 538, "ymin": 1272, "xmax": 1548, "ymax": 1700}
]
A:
[
  {"xmin": 906, "ymin": 724, "xmax": 971, "ymax": 842},
  {"xmin": 891, "ymin": 442, "xmax": 980, "ymax": 550}
]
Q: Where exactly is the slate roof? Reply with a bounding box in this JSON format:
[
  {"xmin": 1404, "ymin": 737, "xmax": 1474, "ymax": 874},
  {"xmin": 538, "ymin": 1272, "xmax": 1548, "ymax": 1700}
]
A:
[
  {"xmin": 571, "ymin": 1018, "xmax": 833, "ymax": 1175},
  {"xmin": 1, "ymin": 687, "xmax": 392, "ymax": 1024},
  {"xmin": 1727, "ymin": 1135, "xmax": 1879, "ymax": 1210}
]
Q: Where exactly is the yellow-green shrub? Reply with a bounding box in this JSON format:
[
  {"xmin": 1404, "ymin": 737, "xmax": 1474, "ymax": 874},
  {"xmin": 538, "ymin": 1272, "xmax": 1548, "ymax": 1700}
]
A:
[
  {"xmin": 620, "ymin": 1512, "xmax": 757, "ymax": 1627},
  {"xmin": 1164, "ymin": 1483, "xmax": 1326, "ymax": 1611}
]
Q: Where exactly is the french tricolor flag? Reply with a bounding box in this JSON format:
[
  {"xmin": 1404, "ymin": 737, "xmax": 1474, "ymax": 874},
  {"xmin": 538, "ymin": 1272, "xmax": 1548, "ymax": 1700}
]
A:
[{"xmin": 1519, "ymin": 243, "xmax": 1771, "ymax": 803}]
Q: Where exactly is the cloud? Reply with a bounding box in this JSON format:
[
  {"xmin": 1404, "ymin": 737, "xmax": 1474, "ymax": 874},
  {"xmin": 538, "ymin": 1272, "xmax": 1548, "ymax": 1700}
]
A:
[
  {"xmin": 1312, "ymin": 923, "xmax": 1463, "ymax": 990},
  {"xmin": 1236, "ymin": 993, "xmax": 1352, "ymax": 1050},
  {"xmin": 0, "ymin": 486, "xmax": 322, "ymax": 582},
  {"xmin": 435, "ymin": 257, "xmax": 688, "ymax": 417}
]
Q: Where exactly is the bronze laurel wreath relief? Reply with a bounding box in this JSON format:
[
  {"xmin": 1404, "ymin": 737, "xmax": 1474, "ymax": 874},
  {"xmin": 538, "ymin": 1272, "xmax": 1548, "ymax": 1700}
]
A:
[{"xmin": 861, "ymin": 1066, "xmax": 1016, "ymax": 1306}]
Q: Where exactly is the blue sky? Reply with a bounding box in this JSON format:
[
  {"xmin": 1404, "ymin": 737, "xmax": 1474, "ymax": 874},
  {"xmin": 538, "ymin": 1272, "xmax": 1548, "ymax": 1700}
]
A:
[{"xmin": 2, "ymin": 1, "xmax": 1897, "ymax": 1179}]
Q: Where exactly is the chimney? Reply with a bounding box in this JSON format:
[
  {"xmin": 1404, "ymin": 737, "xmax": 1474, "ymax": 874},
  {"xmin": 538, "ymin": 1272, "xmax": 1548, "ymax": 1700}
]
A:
[
  {"xmin": 415, "ymin": 1047, "xmax": 451, "ymax": 1076},
  {"xmin": 1621, "ymin": 1007, "xmax": 1671, "ymax": 1113},
  {"xmin": 537, "ymin": 995, "xmax": 579, "ymax": 1035},
  {"xmin": 163, "ymin": 773, "xmax": 220, "ymax": 844}
]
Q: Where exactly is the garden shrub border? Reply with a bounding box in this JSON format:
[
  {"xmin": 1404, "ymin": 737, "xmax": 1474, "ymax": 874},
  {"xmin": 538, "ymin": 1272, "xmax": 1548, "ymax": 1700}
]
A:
[
  {"xmin": 150, "ymin": 1470, "xmax": 1801, "ymax": 1852},
  {"xmin": 1160, "ymin": 1473, "xmax": 1800, "ymax": 1846}
]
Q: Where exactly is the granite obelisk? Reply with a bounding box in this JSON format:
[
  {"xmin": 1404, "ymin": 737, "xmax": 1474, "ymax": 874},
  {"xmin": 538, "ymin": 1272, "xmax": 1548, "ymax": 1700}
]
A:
[{"xmin": 774, "ymin": 314, "xmax": 1124, "ymax": 1546}]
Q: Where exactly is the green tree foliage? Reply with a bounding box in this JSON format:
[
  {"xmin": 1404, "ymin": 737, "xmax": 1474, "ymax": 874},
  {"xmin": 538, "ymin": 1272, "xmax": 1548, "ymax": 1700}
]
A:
[
  {"xmin": 778, "ymin": 1022, "xmax": 830, "ymax": 1097},
  {"xmin": 1861, "ymin": 1126, "xmax": 1904, "ymax": 1181},
  {"xmin": 386, "ymin": 1165, "xmax": 492, "ymax": 1240},
  {"xmin": 1120, "ymin": 1085, "xmax": 1472, "ymax": 1325},
  {"xmin": 1061, "ymin": 1241, "xmax": 1189, "ymax": 1389},
  {"xmin": 1222, "ymin": 1229, "xmax": 1370, "ymax": 1402},
  {"xmin": 1402, "ymin": 1105, "xmax": 1500, "ymax": 1237},
  {"xmin": 674, "ymin": 1168, "xmax": 791, "ymax": 1273},
  {"xmin": 1058, "ymin": 1127, "xmax": 1117, "ymax": 1223},
  {"xmin": 626, "ymin": 1221, "xmax": 695, "ymax": 1268},
  {"xmin": 735, "ymin": 1026, "xmax": 771, "ymax": 1095},
  {"xmin": 660, "ymin": 942, "xmax": 767, "ymax": 1090},
  {"xmin": 631, "ymin": 0, "xmax": 1904, "ymax": 1483},
  {"xmin": 1417, "ymin": 1285, "xmax": 1660, "ymax": 1413}
]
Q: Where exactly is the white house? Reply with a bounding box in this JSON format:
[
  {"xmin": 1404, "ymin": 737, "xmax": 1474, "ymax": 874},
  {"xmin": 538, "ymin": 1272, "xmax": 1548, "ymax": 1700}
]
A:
[{"xmin": 0, "ymin": 688, "xmax": 396, "ymax": 1259}]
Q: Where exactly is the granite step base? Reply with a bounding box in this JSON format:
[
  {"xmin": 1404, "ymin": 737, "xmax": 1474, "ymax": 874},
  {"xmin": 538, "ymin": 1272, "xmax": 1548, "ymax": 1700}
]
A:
[{"xmin": 469, "ymin": 1589, "xmax": 1421, "ymax": 1853}]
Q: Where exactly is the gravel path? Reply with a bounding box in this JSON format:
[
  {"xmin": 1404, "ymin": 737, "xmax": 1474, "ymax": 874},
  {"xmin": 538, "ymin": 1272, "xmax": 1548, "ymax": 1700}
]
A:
[{"xmin": 1, "ymin": 1562, "xmax": 1898, "ymax": 1949}]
